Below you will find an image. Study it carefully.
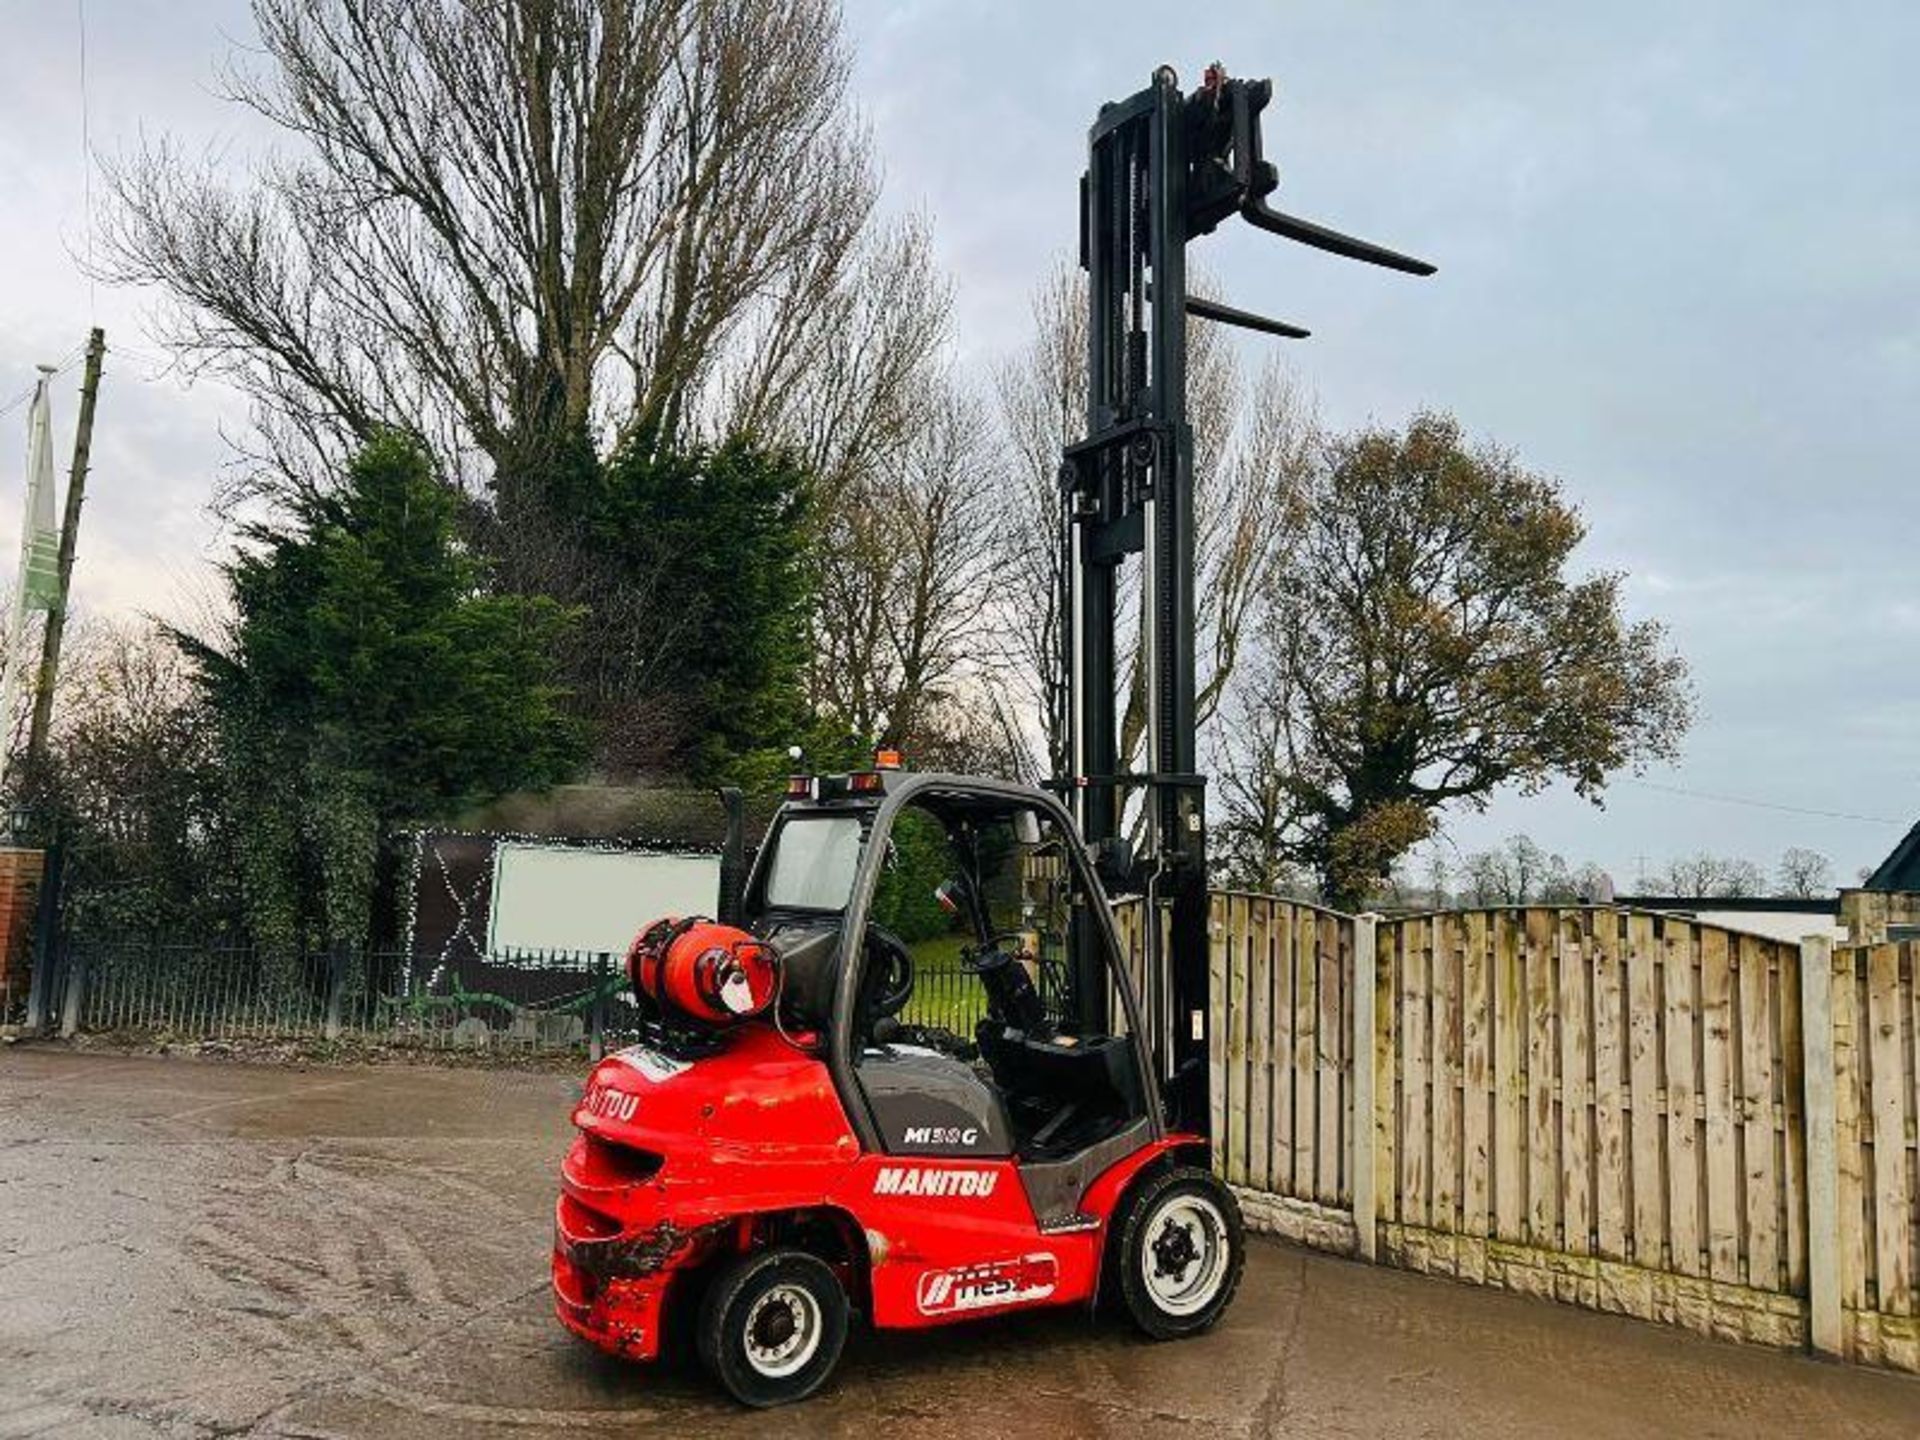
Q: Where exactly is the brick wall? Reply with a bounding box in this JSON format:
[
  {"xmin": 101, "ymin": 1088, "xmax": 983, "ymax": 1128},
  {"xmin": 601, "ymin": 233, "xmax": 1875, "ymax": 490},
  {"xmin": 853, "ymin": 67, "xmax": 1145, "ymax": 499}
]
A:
[{"xmin": 0, "ymin": 848, "xmax": 45, "ymax": 1004}]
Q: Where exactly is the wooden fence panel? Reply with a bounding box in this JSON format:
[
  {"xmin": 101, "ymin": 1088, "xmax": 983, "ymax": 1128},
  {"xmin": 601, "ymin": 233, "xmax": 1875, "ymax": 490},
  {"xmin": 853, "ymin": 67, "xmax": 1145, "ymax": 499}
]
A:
[
  {"xmin": 1175, "ymin": 895, "xmax": 1355, "ymax": 1209},
  {"xmin": 1318, "ymin": 913, "xmax": 1344, "ymax": 1204},
  {"xmin": 1208, "ymin": 897, "xmax": 1227, "ymax": 1155},
  {"xmin": 1910, "ymin": 946, "xmax": 1920, "ymax": 1319},
  {"xmin": 1247, "ymin": 901, "xmax": 1273, "ymax": 1194},
  {"xmin": 1865, "ymin": 945, "xmax": 1910, "ymax": 1315},
  {"xmin": 1526, "ymin": 908, "xmax": 1558, "ymax": 1249},
  {"xmin": 1558, "ymin": 912, "xmax": 1593, "ymax": 1256},
  {"xmin": 1780, "ymin": 952, "xmax": 1808, "ymax": 1297},
  {"xmin": 1401, "ymin": 916, "xmax": 1431, "ymax": 1230},
  {"xmin": 1626, "ymin": 911, "xmax": 1663, "ymax": 1270},
  {"xmin": 1662, "ymin": 919, "xmax": 1701, "ymax": 1276},
  {"xmin": 1224, "ymin": 895, "xmax": 1249, "ymax": 1186},
  {"xmin": 1592, "ymin": 915, "xmax": 1628, "ymax": 1261},
  {"xmin": 1462, "ymin": 911, "xmax": 1492, "ymax": 1240},
  {"xmin": 1827, "ymin": 937, "xmax": 1920, "ymax": 1366},
  {"xmin": 1374, "ymin": 916, "xmax": 1399, "ymax": 1231},
  {"xmin": 1275, "ymin": 909, "xmax": 1298, "ymax": 1193},
  {"xmin": 1368, "ymin": 908, "xmax": 1807, "ymax": 1312},
  {"xmin": 1493, "ymin": 915, "xmax": 1526, "ymax": 1242},
  {"xmin": 1834, "ymin": 944, "xmax": 1870, "ymax": 1314},
  {"xmin": 1432, "ymin": 915, "xmax": 1462, "ymax": 1235},
  {"xmin": 1845, "ymin": 942, "xmax": 1918, "ymax": 1322},
  {"xmin": 1293, "ymin": 906, "xmax": 1318, "ymax": 1194},
  {"xmin": 1702, "ymin": 925, "xmax": 1741, "ymax": 1285},
  {"xmin": 1742, "ymin": 934, "xmax": 1782, "ymax": 1291}
]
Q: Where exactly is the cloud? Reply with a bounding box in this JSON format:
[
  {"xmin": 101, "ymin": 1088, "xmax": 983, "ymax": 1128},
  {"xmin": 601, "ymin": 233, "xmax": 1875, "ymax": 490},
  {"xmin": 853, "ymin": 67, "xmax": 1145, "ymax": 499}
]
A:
[{"xmin": 2, "ymin": 0, "xmax": 1913, "ymax": 873}]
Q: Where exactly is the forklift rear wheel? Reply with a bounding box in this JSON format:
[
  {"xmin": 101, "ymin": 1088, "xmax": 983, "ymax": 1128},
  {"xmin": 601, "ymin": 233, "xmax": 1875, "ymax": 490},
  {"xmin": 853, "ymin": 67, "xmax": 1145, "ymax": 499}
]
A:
[
  {"xmin": 696, "ymin": 1249, "xmax": 849, "ymax": 1407},
  {"xmin": 1111, "ymin": 1165, "xmax": 1245, "ymax": 1339}
]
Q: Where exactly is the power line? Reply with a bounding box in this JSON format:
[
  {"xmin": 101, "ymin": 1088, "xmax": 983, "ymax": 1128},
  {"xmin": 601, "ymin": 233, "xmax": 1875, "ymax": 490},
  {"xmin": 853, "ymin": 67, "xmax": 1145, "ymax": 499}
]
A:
[
  {"xmin": 0, "ymin": 343, "xmax": 90, "ymax": 424},
  {"xmin": 1617, "ymin": 777, "xmax": 1908, "ymax": 828}
]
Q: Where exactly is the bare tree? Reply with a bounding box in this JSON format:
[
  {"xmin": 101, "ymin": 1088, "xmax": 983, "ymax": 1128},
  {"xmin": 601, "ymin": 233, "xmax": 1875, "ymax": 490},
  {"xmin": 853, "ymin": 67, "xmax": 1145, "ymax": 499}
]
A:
[
  {"xmin": 1214, "ymin": 681, "xmax": 1299, "ymax": 894},
  {"xmin": 806, "ymin": 376, "xmax": 997, "ymax": 751},
  {"xmin": 1459, "ymin": 835, "xmax": 1556, "ymax": 906},
  {"xmin": 1775, "ymin": 847, "xmax": 1834, "ymax": 898},
  {"xmin": 988, "ymin": 261, "xmax": 1083, "ymax": 777},
  {"xmin": 100, "ymin": 0, "xmax": 878, "ymax": 504},
  {"xmin": 27, "ymin": 619, "xmax": 241, "ymax": 933},
  {"xmin": 724, "ymin": 214, "xmax": 952, "ymax": 495},
  {"xmin": 1654, "ymin": 852, "xmax": 1768, "ymax": 899}
]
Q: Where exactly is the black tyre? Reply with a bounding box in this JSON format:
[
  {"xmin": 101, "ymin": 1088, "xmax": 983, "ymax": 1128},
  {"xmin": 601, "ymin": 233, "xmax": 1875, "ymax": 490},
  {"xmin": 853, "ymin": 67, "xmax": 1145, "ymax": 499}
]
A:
[
  {"xmin": 1109, "ymin": 1164, "xmax": 1245, "ymax": 1339},
  {"xmin": 695, "ymin": 1249, "xmax": 849, "ymax": 1407}
]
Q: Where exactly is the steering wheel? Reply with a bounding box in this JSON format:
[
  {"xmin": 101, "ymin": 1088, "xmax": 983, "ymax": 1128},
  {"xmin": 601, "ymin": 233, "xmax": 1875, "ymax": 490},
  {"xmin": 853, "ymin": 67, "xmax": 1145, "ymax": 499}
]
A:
[
  {"xmin": 961, "ymin": 930, "xmax": 1031, "ymax": 975},
  {"xmin": 860, "ymin": 924, "xmax": 916, "ymax": 1022}
]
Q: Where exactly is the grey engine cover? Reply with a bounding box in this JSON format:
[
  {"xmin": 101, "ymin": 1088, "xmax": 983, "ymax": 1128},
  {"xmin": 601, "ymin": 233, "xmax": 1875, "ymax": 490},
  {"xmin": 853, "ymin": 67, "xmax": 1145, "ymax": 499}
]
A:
[{"xmin": 860, "ymin": 1047, "xmax": 1014, "ymax": 1158}]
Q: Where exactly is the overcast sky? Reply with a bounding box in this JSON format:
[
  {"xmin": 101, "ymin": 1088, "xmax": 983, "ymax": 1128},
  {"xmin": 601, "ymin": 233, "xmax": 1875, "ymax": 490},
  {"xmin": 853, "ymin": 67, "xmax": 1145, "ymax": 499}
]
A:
[{"xmin": 2, "ymin": 1, "xmax": 1916, "ymax": 888}]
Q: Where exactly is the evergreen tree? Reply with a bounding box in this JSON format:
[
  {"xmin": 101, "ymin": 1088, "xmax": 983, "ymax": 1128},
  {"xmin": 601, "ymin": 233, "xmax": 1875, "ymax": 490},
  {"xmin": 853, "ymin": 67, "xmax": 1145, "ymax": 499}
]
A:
[
  {"xmin": 588, "ymin": 433, "xmax": 814, "ymax": 779},
  {"xmin": 182, "ymin": 434, "xmax": 585, "ymax": 956}
]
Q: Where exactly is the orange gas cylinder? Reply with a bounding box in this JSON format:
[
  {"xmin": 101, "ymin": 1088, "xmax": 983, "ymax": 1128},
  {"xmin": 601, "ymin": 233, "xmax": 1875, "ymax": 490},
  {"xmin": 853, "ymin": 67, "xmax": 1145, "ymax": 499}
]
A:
[{"xmin": 626, "ymin": 917, "xmax": 779, "ymax": 1025}]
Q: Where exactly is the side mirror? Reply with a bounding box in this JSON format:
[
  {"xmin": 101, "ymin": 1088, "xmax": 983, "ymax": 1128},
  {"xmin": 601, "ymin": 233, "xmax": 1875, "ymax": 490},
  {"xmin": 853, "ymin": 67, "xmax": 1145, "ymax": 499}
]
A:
[
  {"xmin": 934, "ymin": 878, "xmax": 967, "ymax": 916},
  {"xmin": 1092, "ymin": 837, "xmax": 1137, "ymax": 893}
]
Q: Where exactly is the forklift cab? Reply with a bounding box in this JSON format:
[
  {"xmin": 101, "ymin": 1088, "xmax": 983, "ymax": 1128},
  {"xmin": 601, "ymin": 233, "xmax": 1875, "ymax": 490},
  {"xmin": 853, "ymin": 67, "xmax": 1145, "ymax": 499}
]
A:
[{"xmin": 740, "ymin": 769, "xmax": 1161, "ymax": 1217}]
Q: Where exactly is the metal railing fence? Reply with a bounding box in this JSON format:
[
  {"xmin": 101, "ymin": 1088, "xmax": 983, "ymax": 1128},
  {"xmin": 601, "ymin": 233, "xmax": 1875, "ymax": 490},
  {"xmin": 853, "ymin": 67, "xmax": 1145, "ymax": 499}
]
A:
[
  {"xmin": 48, "ymin": 932, "xmax": 1069, "ymax": 1056},
  {"xmin": 54, "ymin": 937, "xmax": 635, "ymax": 1056}
]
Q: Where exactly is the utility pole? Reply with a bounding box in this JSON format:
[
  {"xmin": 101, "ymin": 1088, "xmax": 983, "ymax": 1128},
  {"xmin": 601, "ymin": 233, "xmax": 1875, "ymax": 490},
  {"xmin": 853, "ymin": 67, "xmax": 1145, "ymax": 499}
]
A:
[{"xmin": 25, "ymin": 327, "xmax": 105, "ymax": 780}]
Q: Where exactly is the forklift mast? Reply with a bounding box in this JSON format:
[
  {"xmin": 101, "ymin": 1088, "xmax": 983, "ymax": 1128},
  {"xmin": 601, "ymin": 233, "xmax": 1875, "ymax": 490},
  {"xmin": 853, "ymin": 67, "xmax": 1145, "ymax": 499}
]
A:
[{"xmin": 1058, "ymin": 65, "xmax": 1432, "ymax": 1133}]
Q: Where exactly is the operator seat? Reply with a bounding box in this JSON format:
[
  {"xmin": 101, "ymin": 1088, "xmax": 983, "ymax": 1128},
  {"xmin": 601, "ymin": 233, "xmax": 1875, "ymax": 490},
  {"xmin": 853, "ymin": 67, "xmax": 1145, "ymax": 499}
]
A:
[{"xmin": 976, "ymin": 1018, "xmax": 1143, "ymax": 1158}]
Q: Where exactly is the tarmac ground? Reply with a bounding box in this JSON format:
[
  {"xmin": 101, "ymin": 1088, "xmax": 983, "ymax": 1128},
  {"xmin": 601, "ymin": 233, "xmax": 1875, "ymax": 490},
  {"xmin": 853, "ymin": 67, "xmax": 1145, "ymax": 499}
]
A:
[{"xmin": 2, "ymin": 1046, "xmax": 1916, "ymax": 1438}]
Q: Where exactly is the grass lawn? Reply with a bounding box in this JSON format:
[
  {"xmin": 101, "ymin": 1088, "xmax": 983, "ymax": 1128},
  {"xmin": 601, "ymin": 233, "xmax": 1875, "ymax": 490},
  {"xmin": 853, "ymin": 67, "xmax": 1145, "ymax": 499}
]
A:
[{"xmin": 898, "ymin": 932, "xmax": 986, "ymax": 1033}]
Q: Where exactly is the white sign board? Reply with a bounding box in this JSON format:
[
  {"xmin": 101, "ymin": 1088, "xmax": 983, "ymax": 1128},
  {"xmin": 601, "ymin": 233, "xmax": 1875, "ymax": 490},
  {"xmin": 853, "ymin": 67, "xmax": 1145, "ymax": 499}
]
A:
[{"xmin": 488, "ymin": 843, "xmax": 722, "ymax": 957}]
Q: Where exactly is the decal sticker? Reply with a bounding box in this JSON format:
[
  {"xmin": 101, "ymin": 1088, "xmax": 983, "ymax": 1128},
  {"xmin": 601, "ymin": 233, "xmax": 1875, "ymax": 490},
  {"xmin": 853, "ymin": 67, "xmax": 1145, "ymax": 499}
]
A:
[
  {"xmin": 872, "ymin": 1166, "xmax": 998, "ymax": 1198},
  {"xmin": 582, "ymin": 1084, "xmax": 639, "ymax": 1123},
  {"xmin": 901, "ymin": 1124, "xmax": 980, "ymax": 1147},
  {"xmin": 916, "ymin": 1254, "xmax": 1059, "ymax": 1315},
  {"xmin": 610, "ymin": 1044, "xmax": 691, "ymax": 1082}
]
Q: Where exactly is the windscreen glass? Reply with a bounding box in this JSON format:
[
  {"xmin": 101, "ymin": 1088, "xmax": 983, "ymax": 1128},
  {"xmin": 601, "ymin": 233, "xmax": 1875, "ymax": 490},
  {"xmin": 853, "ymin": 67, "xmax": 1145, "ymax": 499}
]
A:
[{"xmin": 763, "ymin": 814, "xmax": 865, "ymax": 910}]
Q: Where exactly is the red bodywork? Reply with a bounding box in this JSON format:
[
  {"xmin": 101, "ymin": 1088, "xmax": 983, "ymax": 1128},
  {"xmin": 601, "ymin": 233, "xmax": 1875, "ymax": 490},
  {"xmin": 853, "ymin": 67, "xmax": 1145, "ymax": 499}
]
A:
[{"xmin": 552, "ymin": 1024, "xmax": 1192, "ymax": 1361}]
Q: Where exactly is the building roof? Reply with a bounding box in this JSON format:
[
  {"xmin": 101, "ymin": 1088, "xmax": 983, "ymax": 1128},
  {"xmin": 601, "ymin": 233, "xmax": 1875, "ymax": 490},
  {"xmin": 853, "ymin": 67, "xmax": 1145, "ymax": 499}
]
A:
[
  {"xmin": 1614, "ymin": 895, "xmax": 1840, "ymax": 915},
  {"xmin": 424, "ymin": 784, "xmax": 776, "ymax": 847},
  {"xmin": 1863, "ymin": 820, "xmax": 1920, "ymax": 893}
]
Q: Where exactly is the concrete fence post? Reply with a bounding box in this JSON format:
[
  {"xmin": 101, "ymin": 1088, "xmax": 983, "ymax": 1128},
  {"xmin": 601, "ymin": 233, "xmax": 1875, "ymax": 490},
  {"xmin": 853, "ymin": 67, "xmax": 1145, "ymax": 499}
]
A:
[
  {"xmin": 590, "ymin": 952, "xmax": 610, "ymax": 1063},
  {"xmin": 1352, "ymin": 912, "xmax": 1381, "ymax": 1263},
  {"xmin": 57, "ymin": 941, "xmax": 88, "ymax": 1039},
  {"xmin": 23, "ymin": 844, "xmax": 61, "ymax": 1035},
  {"xmin": 323, "ymin": 943, "xmax": 348, "ymax": 1041},
  {"xmin": 1799, "ymin": 933, "xmax": 1842, "ymax": 1359}
]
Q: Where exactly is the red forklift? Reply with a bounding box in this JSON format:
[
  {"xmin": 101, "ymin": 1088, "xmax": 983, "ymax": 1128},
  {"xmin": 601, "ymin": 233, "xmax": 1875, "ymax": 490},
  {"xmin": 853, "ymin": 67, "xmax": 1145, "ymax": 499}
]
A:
[{"xmin": 551, "ymin": 64, "xmax": 1431, "ymax": 1406}]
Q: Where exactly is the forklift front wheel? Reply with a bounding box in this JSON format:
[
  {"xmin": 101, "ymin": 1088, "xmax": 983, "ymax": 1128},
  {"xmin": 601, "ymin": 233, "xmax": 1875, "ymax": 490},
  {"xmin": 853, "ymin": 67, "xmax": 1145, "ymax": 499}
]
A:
[
  {"xmin": 696, "ymin": 1248, "xmax": 850, "ymax": 1407},
  {"xmin": 1110, "ymin": 1165, "xmax": 1246, "ymax": 1339}
]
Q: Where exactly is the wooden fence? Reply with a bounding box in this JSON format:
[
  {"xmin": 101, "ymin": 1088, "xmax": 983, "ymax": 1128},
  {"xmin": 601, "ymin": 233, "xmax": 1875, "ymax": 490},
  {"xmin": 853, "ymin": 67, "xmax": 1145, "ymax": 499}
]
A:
[
  {"xmin": 1206, "ymin": 894, "xmax": 1355, "ymax": 1209},
  {"xmin": 1372, "ymin": 908, "xmax": 1809, "ymax": 1350},
  {"xmin": 1113, "ymin": 896, "xmax": 1920, "ymax": 1373},
  {"xmin": 1832, "ymin": 939, "xmax": 1920, "ymax": 1367}
]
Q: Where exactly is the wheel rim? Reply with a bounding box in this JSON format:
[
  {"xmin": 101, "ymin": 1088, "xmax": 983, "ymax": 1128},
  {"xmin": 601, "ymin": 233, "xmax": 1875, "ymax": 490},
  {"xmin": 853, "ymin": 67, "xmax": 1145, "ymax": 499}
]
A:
[
  {"xmin": 742, "ymin": 1281, "xmax": 823, "ymax": 1378},
  {"xmin": 1140, "ymin": 1192, "xmax": 1230, "ymax": 1316}
]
